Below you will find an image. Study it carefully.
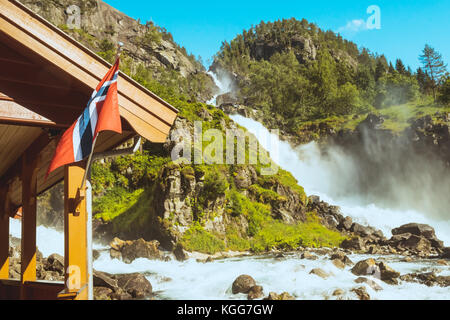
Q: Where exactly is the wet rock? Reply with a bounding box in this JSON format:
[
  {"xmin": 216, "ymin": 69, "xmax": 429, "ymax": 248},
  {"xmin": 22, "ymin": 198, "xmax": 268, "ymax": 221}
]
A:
[
  {"xmin": 332, "ymin": 259, "xmax": 346, "ymax": 270},
  {"xmin": 309, "ymin": 268, "xmax": 331, "ymax": 279},
  {"xmin": 173, "ymin": 243, "xmax": 189, "ymax": 261},
  {"xmin": 301, "ymin": 251, "xmax": 318, "ymax": 260},
  {"xmin": 93, "ymin": 250, "xmax": 100, "ymax": 261},
  {"xmin": 120, "ymin": 239, "xmax": 162, "ymax": 263},
  {"xmin": 340, "ymin": 216, "xmax": 353, "ymax": 231},
  {"xmin": 110, "ymin": 248, "xmax": 122, "ymax": 260},
  {"xmin": 400, "ymin": 272, "xmax": 450, "ymax": 287},
  {"xmin": 93, "ymin": 270, "xmax": 118, "ymax": 290},
  {"xmin": 232, "ymin": 275, "xmax": 257, "ymax": 294},
  {"xmin": 45, "ymin": 253, "xmax": 64, "ymax": 275},
  {"xmin": 389, "ymin": 233, "xmax": 433, "ymax": 256},
  {"xmin": 94, "ymin": 287, "xmax": 113, "ymax": 300},
  {"xmin": 332, "ymin": 289, "xmax": 345, "ymax": 296},
  {"xmin": 341, "ymin": 237, "xmax": 366, "ymax": 251},
  {"xmin": 351, "ymin": 258, "xmax": 378, "ymax": 276},
  {"xmin": 392, "ymin": 223, "xmax": 444, "ymax": 249},
  {"xmin": 354, "ymin": 277, "xmax": 383, "ymax": 291},
  {"xmin": 264, "ymin": 292, "xmax": 295, "ymax": 300},
  {"xmin": 358, "ymin": 113, "xmax": 384, "ymax": 131},
  {"xmin": 115, "ymin": 273, "xmax": 153, "ymax": 299},
  {"xmin": 351, "ymin": 258, "xmax": 400, "ymax": 285},
  {"xmin": 379, "ymin": 262, "xmax": 400, "ymax": 285},
  {"xmin": 351, "ymin": 286, "xmax": 371, "ymax": 300},
  {"xmin": 247, "ymin": 285, "xmax": 264, "ymax": 300},
  {"xmin": 440, "ymin": 247, "xmax": 450, "ymax": 259},
  {"xmin": 330, "ymin": 251, "xmax": 353, "ymax": 266}
]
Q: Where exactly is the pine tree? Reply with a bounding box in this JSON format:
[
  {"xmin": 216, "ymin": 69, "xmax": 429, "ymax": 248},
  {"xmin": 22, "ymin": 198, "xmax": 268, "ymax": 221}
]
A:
[
  {"xmin": 419, "ymin": 44, "xmax": 448, "ymax": 101},
  {"xmin": 375, "ymin": 59, "xmax": 387, "ymax": 81},
  {"xmin": 395, "ymin": 59, "xmax": 407, "ymax": 75}
]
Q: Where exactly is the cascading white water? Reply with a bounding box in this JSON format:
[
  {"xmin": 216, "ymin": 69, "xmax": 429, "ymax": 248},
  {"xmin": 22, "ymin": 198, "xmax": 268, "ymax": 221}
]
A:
[
  {"xmin": 11, "ymin": 72, "xmax": 449, "ymax": 300},
  {"xmin": 206, "ymin": 70, "xmax": 234, "ymax": 106},
  {"xmin": 229, "ymin": 115, "xmax": 450, "ymax": 246}
]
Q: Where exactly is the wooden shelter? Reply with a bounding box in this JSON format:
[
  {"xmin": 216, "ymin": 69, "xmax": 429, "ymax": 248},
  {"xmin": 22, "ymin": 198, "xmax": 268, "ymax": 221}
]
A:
[{"xmin": 0, "ymin": 0, "xmax": 178, "ymax": 299}]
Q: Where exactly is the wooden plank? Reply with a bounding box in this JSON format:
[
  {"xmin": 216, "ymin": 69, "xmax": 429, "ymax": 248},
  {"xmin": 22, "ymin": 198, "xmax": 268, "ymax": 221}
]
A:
[
  {"xmin": 20, "ymin": 150, "xmax": 38, "ymax": 299},
  {"xmin": 63, "ymin": 164, "xmax": 88, "ymax": 300},
  {"xmin": 0, "ymin": 0, "xmax": 178, "ymax": 140}
]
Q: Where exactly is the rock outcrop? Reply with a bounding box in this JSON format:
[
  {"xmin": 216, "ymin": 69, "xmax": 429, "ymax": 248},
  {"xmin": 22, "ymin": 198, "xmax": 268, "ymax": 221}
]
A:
[
  {"xmin": 93, "ymin": 270, "xmax": 152, "ymax": 300},
  {"xmin": 109, "ymin": 238, "xmax": 162, "ymax": 263},
  {"xmin": 232, "ymin": 275, "xmax": 257, "ymax": 294},
  {"xmin": 19, "ymin": 0, "xmax": 217, "ymax": 102}
]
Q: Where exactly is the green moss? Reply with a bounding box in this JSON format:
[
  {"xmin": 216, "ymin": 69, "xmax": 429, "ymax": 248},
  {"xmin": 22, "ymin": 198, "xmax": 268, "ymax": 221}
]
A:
[
  {"xmin": 180, "ymin": 225, "xmax": 226, "ymax": 254},
  {"xmin": 250, "ymin": 220, "xmax": 346, "ymax": 252},
  {"xmin": 225, "ymin": 226, "xmax": 251, "ymax": 251},
  {"xmin": 257, "ymin": 169, "xmax": 307, "ymax": 204}
]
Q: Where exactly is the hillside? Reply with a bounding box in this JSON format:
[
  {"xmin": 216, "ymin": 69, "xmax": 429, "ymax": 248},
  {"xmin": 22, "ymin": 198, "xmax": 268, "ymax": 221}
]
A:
[
  {"xmin": 212, "ymin": 18, "xmax": 450, "ymax": 142},
  {"xmin": 19, "ymin": 0, "xmax": 218, "ymax": 102}
]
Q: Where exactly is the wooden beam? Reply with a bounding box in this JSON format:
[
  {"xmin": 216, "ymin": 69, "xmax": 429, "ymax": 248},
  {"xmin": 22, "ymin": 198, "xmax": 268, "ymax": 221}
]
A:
[
  {"xmin": 0, "ymin": 0, "xmax": 178, "ymax": 143},
  {"xmin": 0, "ymin": 187, "xmax": 9, "ymax": 280},
  {"xmin": 20, "ymin": 149, "xmax": 38, "ymax": 299},
  {"xmin": 62, "ymin": 163, "xmax": 88, "ymax": 300}
]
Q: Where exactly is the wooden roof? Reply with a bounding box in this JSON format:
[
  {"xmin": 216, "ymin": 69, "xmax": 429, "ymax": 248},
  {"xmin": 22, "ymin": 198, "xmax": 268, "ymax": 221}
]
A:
[{"xmin": 0, "ymin": 0, "xmax": 178, "ymax": 211}]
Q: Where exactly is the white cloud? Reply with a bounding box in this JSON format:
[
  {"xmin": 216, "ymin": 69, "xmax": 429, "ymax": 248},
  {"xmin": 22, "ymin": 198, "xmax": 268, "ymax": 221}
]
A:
[{"xmin": 336, "ymin": 19, "xmax": 368, "ymax": 36}]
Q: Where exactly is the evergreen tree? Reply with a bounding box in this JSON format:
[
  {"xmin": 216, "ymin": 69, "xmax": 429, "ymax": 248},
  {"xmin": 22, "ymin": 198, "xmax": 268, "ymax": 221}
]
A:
[
  {"xmin": 419, "ymin": 44, "xmax": 448, "ymax": 100},
  {"xmin": 395, "ymin": 59, "xmax": 407, "ymax": 75},
  {"xmin": 375, "ymin": 59, "xmax": 388, "ymax": 81}
]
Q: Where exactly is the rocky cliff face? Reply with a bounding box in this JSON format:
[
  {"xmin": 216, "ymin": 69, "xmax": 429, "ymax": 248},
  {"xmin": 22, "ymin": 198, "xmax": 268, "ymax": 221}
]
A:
[
  {"xmin": 19, "ymin": 0, "xmax": 217, "ymax": 102},
  {"xmin": 94, "ymin": 115, "xmax": 310, "ymax": 250}
]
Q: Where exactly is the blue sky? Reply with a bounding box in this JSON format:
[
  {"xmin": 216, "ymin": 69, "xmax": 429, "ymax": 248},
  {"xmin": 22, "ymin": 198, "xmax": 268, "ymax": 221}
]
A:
[{"xmin": 104, "ymin": 0, "xmax": 449, "ymax": 70}]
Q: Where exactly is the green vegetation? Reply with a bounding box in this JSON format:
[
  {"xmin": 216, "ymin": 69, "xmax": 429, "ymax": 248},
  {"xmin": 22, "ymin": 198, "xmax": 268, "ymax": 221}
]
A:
[
  {"xmin": 180, "ymin": 224, "xmax": 226, "ymax": 254},
  {"xmin": 214, "ymin": 18, "xmax": 448, "ymax": 138},
  {"xmin": 93, "ymin": 187, "xmax": 144, "ymax": 221}
]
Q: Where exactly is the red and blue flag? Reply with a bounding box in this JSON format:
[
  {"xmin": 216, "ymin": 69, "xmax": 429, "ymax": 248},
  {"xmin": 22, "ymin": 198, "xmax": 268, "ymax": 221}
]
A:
[{"xmin": 47, "ymin": 58, "xmax": 122, "ymax": 176}]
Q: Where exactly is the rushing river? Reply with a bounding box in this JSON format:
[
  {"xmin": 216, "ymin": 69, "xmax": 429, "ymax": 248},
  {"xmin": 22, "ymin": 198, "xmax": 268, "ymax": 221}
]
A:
[{"xmin": 8, "ymin": 113, "xmax": 450, "ymax": 300}]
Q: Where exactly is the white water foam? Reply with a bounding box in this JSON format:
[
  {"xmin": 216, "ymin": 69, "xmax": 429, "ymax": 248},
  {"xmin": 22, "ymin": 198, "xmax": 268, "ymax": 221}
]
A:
[{"xmin": 229, "ymin": 114, "xmax": 450, "ymax": 246}]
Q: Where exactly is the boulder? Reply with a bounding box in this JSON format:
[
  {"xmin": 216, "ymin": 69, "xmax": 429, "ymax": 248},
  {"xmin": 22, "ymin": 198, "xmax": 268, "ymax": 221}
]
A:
[
  {"xmin": 94, "ymin": 287, "xmax": 113, "ymax": 300},
  {"xmin": 354, "ymin": 277, "xmax": 383, "ymax": 291},
  {"xmin": 264, "ymin": 292, "xmax": 294, "ymax": 300},
  {"xmin": 110, "ymin": 248, "xmax": 122, "ymax": 260},
  {"xmin": 247, "ymin": 285, "xmax": 264, "ymax": 300},
  {"xmin": 114, "ymin": 273, "xmax": 152, "ymax": 299},
  {"xmin": 341, "ymin": 237, "xmax": 366, "ymax": 251},
  {"xmin": 309, "ymin": 268, "xmax": 330, "ymax": 279},
  {"xmin": 173, "ymin": 243, "xmax": 189, "ymax": 261},
  {"xmin": 330, "ymin": 251, "xmax": 353, "ymax": 266},
  {"xmin": 389, "ymin": 233, "xmax": 432, "ymax": 256},
  {"xmin": 93, "ymin": 250, "xmax": 100, "ymax": 261},
  {"xmin": 110, "ymin": 237, "xmax": 129, "ymax": 251},
  {"xmin": 392, "ymin": 223, "xmax": 443, "ymax": 249},
  {"xmin": 332, "ymin": 289, "xmax": 345, "ymax": 296},
  {"xmin": 232, "ymin": 275, "xmax": 257, "ymax": 294},
  {"xmin": 351, "ymin": 258, "xmax": 378, "ymax": 276},
  {"xmin": 332, "ymin": 259, "xmax": 346, "ymax": 270},
  {"xmin": 351, "ymin": 258, "xmax": 400, "ymax": 285},
  {"xmin": 301, "ymin": 251, "xmax": 318, "ymax": 260},
  {"xmin": 400, "ymin": 272, "xmax": 450, "ymax": 287},
  {"xmin": 340, "ymin": 216, "xmax": 353, "ymax": 231},
  {"xmin": 351, "ymin": 287, "xmax": 370, "ymax": 300},
  {"xmin": 441, "ymin": 247, "xmax": 450, "ymax": 259},
  {"xmin": 45, "ymin": 253, "xmax": 65, "ymax": 275},
  {"xmin": 93, "ymin": 270, "xmax": 118, "ymax": 290},
  {"xmin": 120, "ymin": 239, "xmax": 162, "ymax": 263}
]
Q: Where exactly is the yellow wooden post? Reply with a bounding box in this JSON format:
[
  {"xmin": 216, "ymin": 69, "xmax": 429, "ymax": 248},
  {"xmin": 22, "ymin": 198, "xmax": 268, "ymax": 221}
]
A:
[
  {"xmin": 61, "ymin": 164, "xmax": 88, "ymax": 300},
  {"xmin": 20, "ymin": 153, "xmax": 38, "ymax": 299},
  {"xmin": 0, "ymin": 188, "xmax": 9, "ymax": 280}
]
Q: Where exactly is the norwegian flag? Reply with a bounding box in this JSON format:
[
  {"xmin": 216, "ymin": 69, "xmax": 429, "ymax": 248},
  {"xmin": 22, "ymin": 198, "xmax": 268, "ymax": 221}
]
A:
[{"xmin": 47, "ymin": 58, "xmax": 122, "ymax": 176}]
